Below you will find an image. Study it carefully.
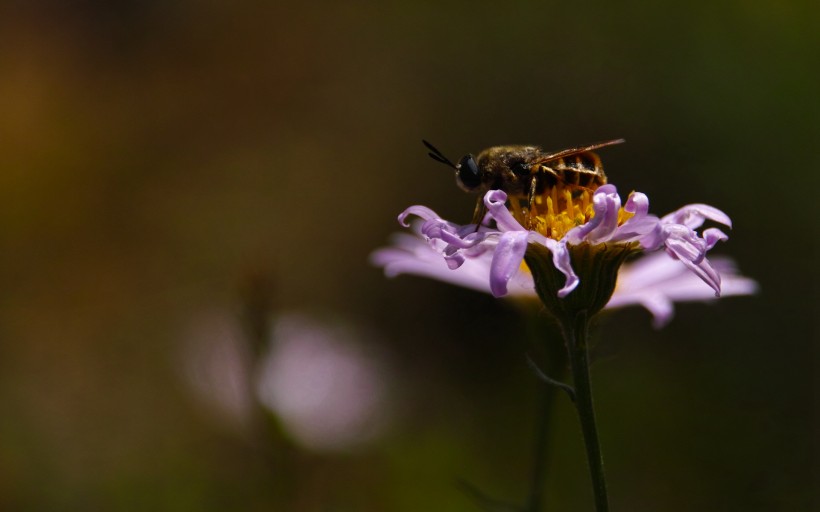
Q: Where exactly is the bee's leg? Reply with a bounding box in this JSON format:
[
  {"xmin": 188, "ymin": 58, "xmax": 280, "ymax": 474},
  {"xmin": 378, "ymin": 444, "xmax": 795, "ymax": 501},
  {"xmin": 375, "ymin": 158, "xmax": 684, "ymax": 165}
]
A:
[
  {"xmin": 471, "ymin": 198, "xmax": 487, "ymax": 230},
  {"xmin": 526, "ymin": 176, "xmax": 538, "ymax": 229}
]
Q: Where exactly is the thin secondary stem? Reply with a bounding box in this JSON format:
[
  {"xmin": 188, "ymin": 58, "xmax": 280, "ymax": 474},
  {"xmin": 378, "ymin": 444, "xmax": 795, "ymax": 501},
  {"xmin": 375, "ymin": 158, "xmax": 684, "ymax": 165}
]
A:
[
  {"xmin": 563, "ymin": 312, "xmax": 609, "ymax": 512},
  {"xmin": 526, "ymin": 355, "xmax": 576, "ymax": 402}
]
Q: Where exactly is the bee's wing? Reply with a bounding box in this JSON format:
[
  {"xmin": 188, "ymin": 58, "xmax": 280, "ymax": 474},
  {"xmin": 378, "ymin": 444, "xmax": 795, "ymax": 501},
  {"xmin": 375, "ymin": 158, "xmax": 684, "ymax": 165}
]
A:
[{"xmin": 531, "ymin": 139, "xmax": 625, "ymax": 164}]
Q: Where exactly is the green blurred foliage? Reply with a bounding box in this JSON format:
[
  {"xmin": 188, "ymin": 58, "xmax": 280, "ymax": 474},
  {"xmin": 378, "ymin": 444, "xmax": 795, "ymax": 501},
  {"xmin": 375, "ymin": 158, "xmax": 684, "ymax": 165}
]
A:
[{"xmin": 0, "ymin": 0, "xmax": 816, "ymax": 510}]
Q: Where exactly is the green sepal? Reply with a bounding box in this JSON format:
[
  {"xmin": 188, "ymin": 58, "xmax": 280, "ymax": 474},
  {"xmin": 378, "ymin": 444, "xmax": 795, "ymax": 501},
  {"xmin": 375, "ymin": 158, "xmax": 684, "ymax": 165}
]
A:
[{"xmin": 523, "ymin": 242, "xmax": 640, "ymax": 324}]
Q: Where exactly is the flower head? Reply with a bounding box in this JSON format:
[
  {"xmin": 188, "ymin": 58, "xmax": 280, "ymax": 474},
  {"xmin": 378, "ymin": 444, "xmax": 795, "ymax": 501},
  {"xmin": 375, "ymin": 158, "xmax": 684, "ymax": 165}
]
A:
[{"xmin": 373, "ymin": 184, "xmax": 756, "ymax": 325}]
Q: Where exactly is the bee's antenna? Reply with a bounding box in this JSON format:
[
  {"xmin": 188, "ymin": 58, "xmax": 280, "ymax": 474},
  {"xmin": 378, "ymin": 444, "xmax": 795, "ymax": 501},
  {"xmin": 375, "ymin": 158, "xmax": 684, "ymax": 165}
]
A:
[{"xmin": 422, "ymin": 139, "xmax": 457, "ymax": 169}]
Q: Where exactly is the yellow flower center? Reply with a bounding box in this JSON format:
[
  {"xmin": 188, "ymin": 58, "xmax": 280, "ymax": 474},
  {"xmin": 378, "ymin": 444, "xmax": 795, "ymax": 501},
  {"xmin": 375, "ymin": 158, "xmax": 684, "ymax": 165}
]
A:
[{"xmin": 509, "ymin": 185, "xmax": 634, "ymax": 240}]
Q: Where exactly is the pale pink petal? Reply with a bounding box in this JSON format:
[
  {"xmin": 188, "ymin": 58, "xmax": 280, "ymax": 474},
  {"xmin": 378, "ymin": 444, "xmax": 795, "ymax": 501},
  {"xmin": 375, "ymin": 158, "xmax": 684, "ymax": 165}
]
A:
[
  {"xmin": 370, "ymin": 230, "xmax": 534, "ymax": 296},
  {"xmin": 609, "ymin": 252, "xmax": 758, "ymax": 327}
]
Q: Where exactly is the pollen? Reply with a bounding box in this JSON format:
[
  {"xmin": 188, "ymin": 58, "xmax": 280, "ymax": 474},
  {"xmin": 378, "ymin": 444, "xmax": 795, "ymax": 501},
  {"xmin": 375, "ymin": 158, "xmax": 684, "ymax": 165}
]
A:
[{"xmin": 521, "ymin": 186, "xmax": 634, "ymax": 240}]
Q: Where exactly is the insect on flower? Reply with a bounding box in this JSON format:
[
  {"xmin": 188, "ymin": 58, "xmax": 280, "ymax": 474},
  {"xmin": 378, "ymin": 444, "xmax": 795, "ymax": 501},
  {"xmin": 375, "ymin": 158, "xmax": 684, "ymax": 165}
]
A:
[
  {"xmin": 422, "ymin": 138, "xmax": 625, "ymax": 227},
  {"xmin": 374, "ymin": 137, "xmax": 756, "ymax": 327},
  {"xmin": 375, "ymin": 137, "xmax": 758, "ymax": 512}
]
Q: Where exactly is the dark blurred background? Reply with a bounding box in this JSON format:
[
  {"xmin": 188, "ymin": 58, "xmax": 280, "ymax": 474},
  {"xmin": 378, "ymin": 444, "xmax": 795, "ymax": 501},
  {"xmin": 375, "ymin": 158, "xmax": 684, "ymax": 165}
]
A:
[{"xmin": 0, "ymin": 1, "xmax": 816, "ymax": 511}]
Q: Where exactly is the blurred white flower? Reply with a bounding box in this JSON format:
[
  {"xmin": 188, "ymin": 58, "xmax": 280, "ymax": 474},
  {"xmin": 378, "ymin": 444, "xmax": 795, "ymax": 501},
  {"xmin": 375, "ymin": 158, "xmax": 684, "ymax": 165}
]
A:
[
  {"xmin": 181, "ymin": 310, "xmax": 391, "ymax": 452},
  {"xmin": 256, "ymin": 313, "xmax": 390, "ymax": 452}
]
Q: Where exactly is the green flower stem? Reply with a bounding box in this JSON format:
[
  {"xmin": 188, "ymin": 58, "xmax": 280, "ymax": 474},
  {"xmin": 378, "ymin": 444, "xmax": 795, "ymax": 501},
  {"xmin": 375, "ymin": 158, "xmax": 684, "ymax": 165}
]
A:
[
  {"xmin": 521, "ymin": 305, "xmax": 569, "ymax": 512},
  {"xmin": 562, "ymin": 311, "xmax": 609, "ymax": 512},
  {"xmin": 524, "ymin": 242, "xmax": 632, "ymax": 511}
]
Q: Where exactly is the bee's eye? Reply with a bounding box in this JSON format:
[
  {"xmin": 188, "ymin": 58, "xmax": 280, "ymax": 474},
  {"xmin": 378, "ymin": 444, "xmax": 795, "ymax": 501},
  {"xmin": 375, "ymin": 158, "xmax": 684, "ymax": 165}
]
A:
[{"xmin": 456, "ymin": 155, "xmax": 482, "ymax": 190}]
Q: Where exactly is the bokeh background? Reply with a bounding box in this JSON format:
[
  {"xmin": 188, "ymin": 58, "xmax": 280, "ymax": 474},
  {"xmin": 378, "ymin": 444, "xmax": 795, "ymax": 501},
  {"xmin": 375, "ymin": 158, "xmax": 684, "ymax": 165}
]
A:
[{"xmin": 0, "ymin": 1, "xmax": 816, "ymax": 511}]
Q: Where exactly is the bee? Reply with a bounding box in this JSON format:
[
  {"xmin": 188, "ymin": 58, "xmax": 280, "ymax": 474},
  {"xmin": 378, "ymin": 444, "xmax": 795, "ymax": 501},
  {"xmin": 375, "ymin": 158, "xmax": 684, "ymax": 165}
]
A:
[{"xmin": 423, "ymin": 138, "xmax": 624, "ymax": 224}]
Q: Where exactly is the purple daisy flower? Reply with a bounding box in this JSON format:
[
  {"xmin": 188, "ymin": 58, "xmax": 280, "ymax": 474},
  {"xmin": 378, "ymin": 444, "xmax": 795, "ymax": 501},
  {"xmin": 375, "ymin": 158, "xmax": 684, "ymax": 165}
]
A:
[
  {"xmin": 372, "ymin": 185, "xmax": 756, "ymax": 326},
  {"xmin": 373, "ymin": 167, "xmax": 758, "ymax": 510}
]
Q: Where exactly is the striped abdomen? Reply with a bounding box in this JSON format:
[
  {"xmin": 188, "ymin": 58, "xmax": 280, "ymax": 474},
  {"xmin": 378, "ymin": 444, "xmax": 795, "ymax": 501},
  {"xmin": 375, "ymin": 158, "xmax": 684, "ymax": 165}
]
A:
[{"xmin": 534, "ymin": 151, "xmax": 607, "ymax": 192}]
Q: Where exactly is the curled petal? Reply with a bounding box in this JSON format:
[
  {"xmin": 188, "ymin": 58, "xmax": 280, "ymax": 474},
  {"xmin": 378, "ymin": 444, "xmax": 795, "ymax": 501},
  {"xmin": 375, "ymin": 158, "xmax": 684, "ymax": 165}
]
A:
[
  {"xmin": 612, "ymin": 215, "xmax": 661, "ymax": 243},
  {"xmin": 663, "ymin": 224, "xmax": 707, "ymax": 264},
  {"xmin": 398, "ymin": 205, "xmax": 441, "ymax": 226},
  {"xmin": 484, "ymin": 190, "xmax": 526, "ymax": 232},
  {"xmin": 371, "ymin": 228, "xmax": 537, "ymax": 297},
  {"xmin": 612, "ymin": 192, "xmax": 659, "ymax": 242},
  {"xmin": 624, "ymin": 191, "xmax": 650, "ymax": 217},
  {"xmin": 636, "ymin": 222, "xmax": 665, "ymax": 251},
  {"xmin": 544, "ymin": 238, "xmax": 579, "ymax": 297},
  {"xmin": 703, "ymin": 227, "xmax": 729, "ymax": 250},
  {"xmin": 566, "ymin": 185, "xmax": 622, "ymax": 243},
  {"xmin": 672, "ymin": 254, "xmax": 722, "ymax": 296},
  {"xmin": 490, "ymin": 232, "xmax": 529, "ymax": 297},
  {"xmin": 443, "ymin": 251, "xmax": 466, "ymax": 270},
  {"xmin": 421, "ymin": 219, "xmax": 487, "ymax": 250},
  {"xmin": 661, "ymin": 203, "xmax": 732, "ymax": 230}
]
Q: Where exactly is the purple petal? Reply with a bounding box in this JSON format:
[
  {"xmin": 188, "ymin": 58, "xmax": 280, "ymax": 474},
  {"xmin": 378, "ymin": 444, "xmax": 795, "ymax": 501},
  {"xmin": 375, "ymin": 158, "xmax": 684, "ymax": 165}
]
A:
[
  {"xmin": 637, "ymin": 223, "xmax": 666, "ymax": 251},
  {"xmin": 611, "ymin": 215, "xmax": 661, "ymax": 243},
  {"xmin": 398, "ymin": 205, "xmax": 441, "ymax": 226},
  {"xmin": 667, "ymin": 249, "xmax": 722, "ymax": 295},
  {"xmin": 611, "ymin": 252, "xmax": 753, "ymax": 300},
  {"xmin": 421, "ymin": 220, "xmax": 487, "ymax": 249},
  {"xmin": 663, "ymin": 224, "xmax": 707, "ymax": 263},
  {"xmin": 371, "ymin": 230, "xmax": 538, "ymax": 297},
  {"xmin": 624, "ymin": 191, "xmax": 649, "ymax": 217},
  {"xmin": 703, "ymin": 227, "xmax": 729, "ymax": 250},
  {"xmin": 443, "ymin": 252, "xmax": 466, "ymax": 270},
  {"xmin": 370, "ymin": 237, "xmax": 493, "ymax": 293},
  {"xmin": 544, "ymin": 238, "xmax": 580, "ymax": 297},
  {"xmin": 608, "ymin": 252, "xmax": 758, "ymax": 327},
  {"xmin": 484, "ymin": 190, "xmax": 526, "ymax": 232},
  {"xmin": 490, "ymin": 231, "xmax": 529, "ymax": 297},
  {"xmin": 567, "ymin": 185, "xmax": 621, "ymax": 243},
  {"xmin": 661, "ymin": 203, "xmax": 732, "ymax": 230},
  {"xmin": 595, "ymin": 184, "xmax": 618, "ymax": 195},
  {"xmin": 611, "ymin": 192, "xmax": 659, "ymax": 242},
  {"xmin": 639, "ymin": 293, "xmax": 675, "ymax": 329}
]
